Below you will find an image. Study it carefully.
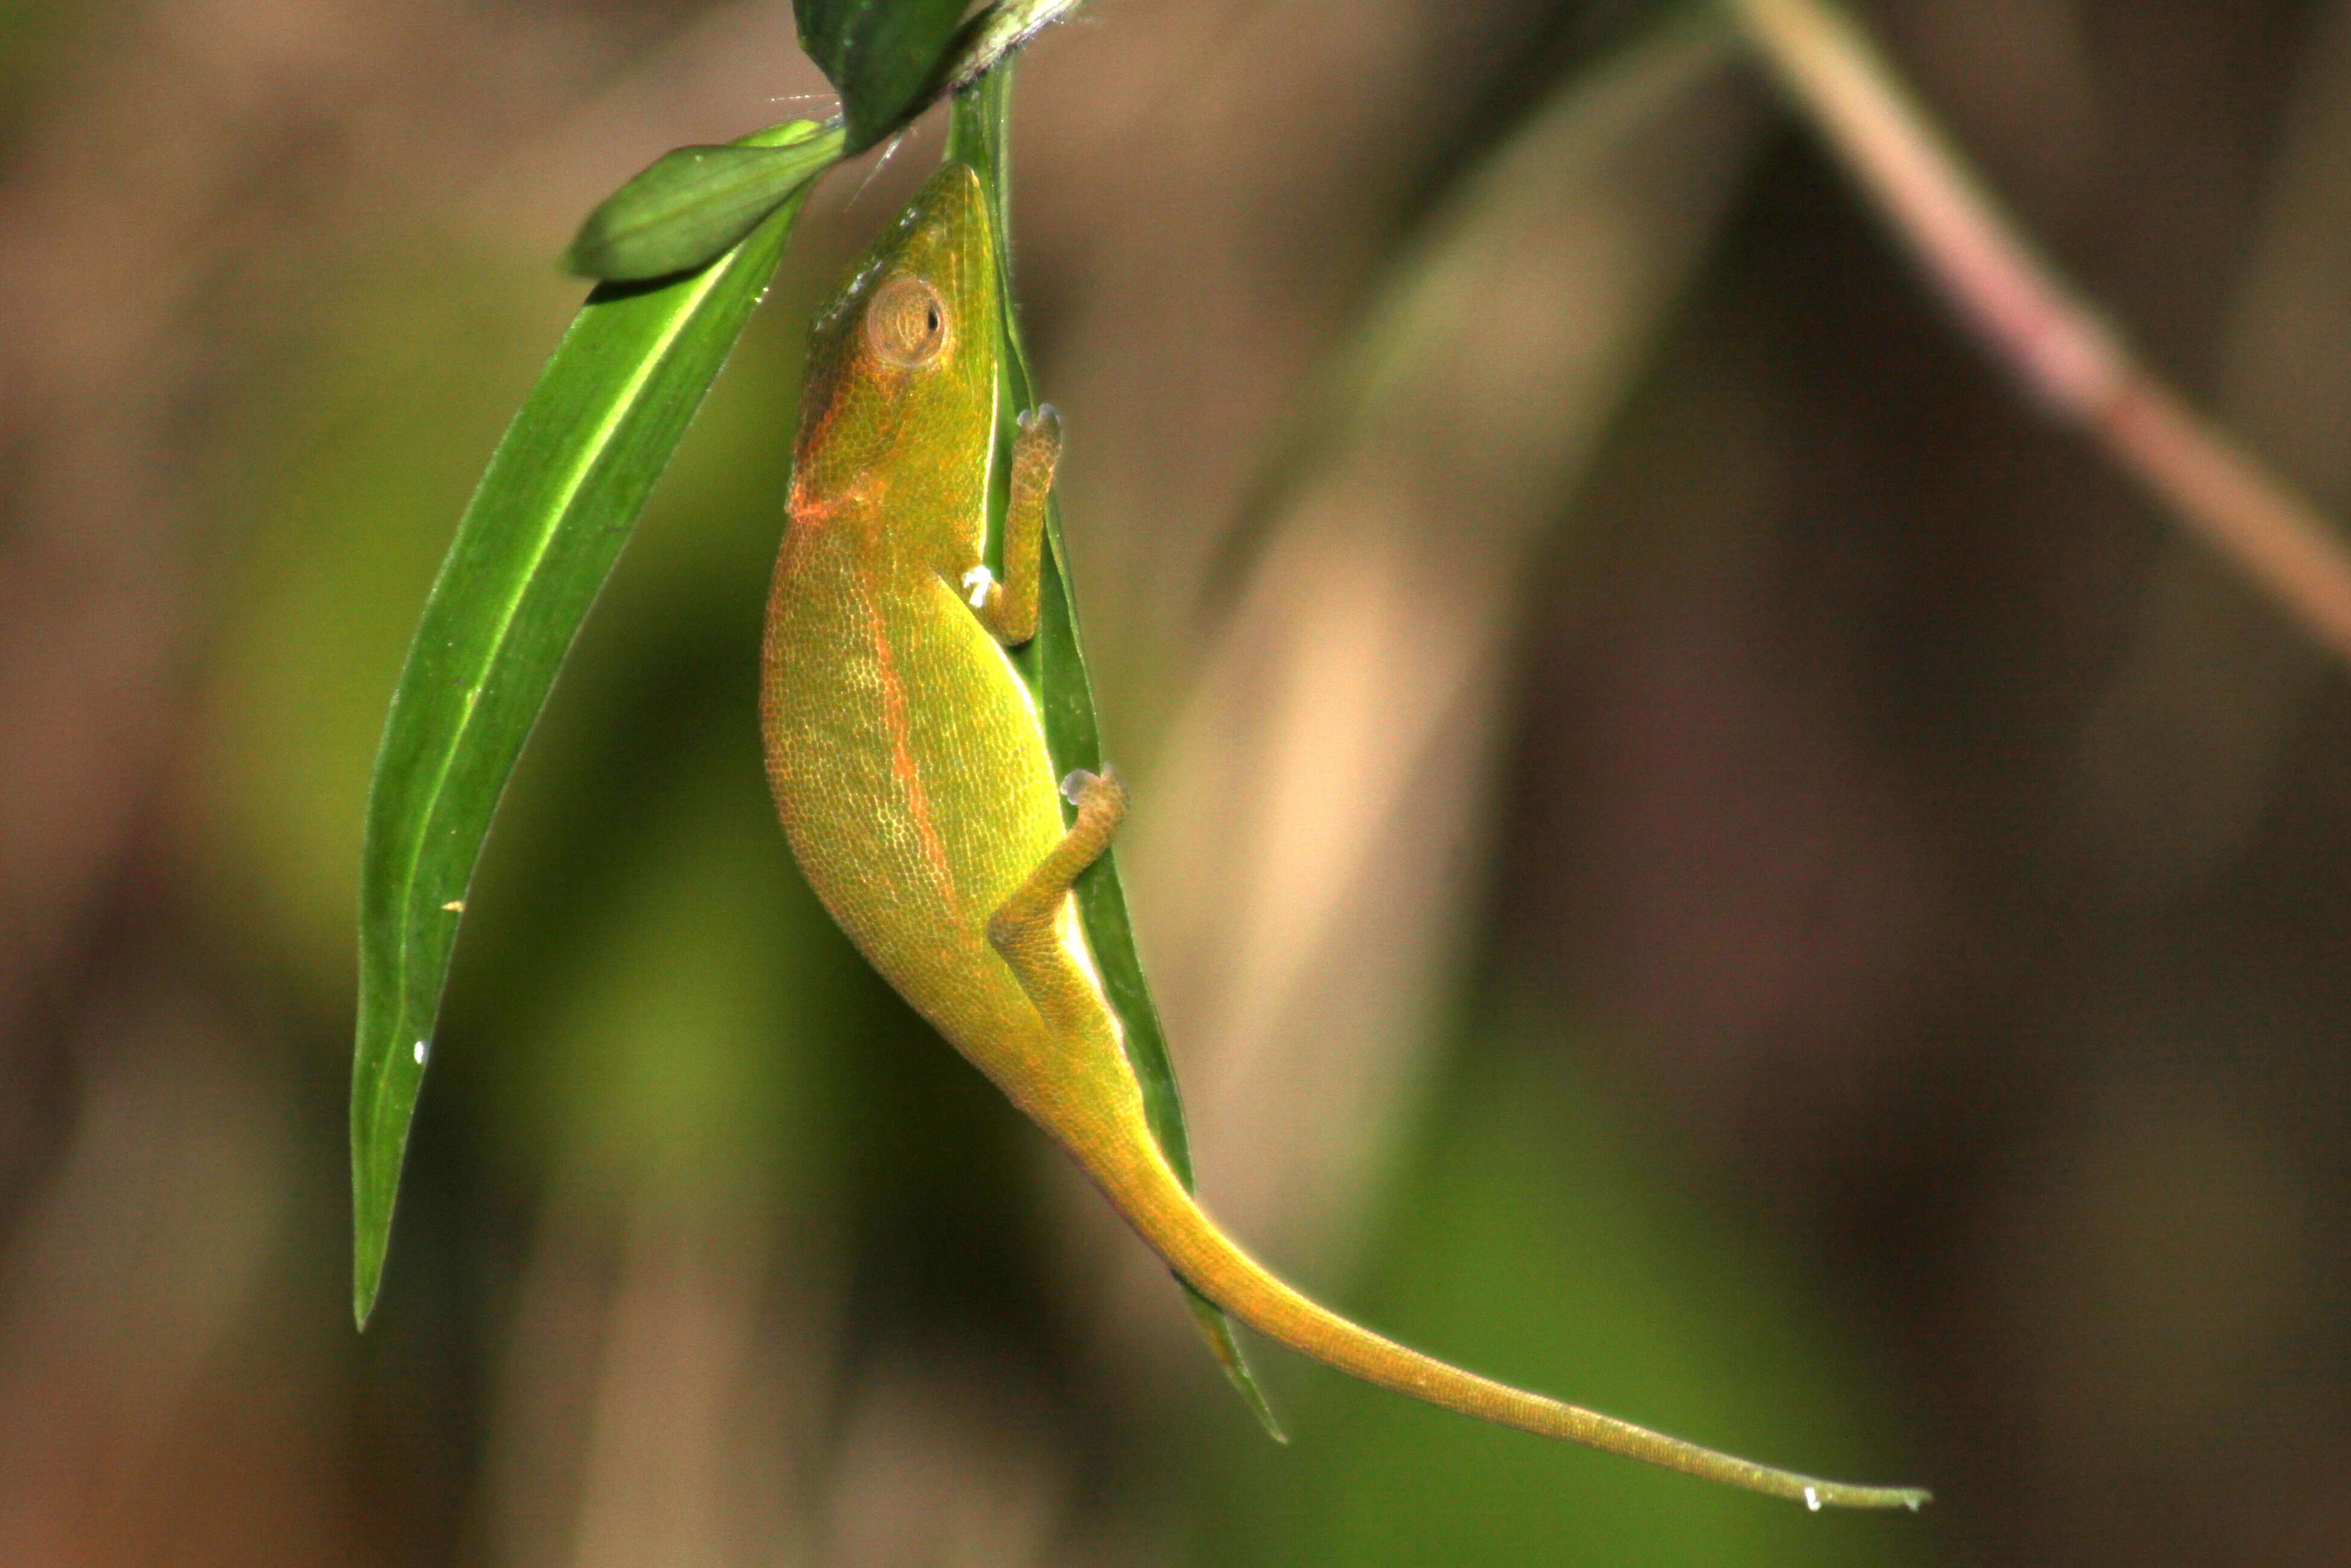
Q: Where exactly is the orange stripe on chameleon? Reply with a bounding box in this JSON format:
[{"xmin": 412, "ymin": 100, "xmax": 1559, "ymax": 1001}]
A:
[{"xmin": 858, "ymin": 579, "xmax": 960, "ymax": 908}]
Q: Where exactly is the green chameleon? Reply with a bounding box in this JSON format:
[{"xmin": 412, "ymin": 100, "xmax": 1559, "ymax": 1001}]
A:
[{"xmin": 761, "ymin": 156, "xmax": 1927, "ymax": 1513}]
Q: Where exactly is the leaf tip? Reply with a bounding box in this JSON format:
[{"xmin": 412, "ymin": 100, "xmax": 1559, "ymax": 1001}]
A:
[
  {"xmin": 352, "ymin": 1265, "xmax": 382, "ymax": 1331},
  {"xmin": 1226, "ymin": 1361, "xmax": 1287, "ymax": 1444},
  {"xmin": 350, "ymin": 1051, "xmax": 407, "ymax": 1330},
  {"xmin": 351, "ymin": 1187, "xmax": 390, "ymax": 1329},
  {"xmin": 556, "ymin": 235, "xmax": 605, "ymax": 280}
]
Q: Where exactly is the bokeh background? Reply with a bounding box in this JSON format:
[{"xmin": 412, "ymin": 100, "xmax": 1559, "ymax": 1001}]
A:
[{"xmin": 3, "ymin": 0, "xmax": 2349, "ymax": 1563}]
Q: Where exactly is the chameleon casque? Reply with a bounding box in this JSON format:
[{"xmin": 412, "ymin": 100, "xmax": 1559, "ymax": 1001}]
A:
[{"xmin": 760, "ymin": 157, "xmax": 1926, "ymax": 1511}]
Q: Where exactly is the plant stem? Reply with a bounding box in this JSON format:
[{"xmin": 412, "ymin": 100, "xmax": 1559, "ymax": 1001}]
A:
[
  {"xmin": 948, "ymin": 0, "xmax": 1087, "ymax": 95},
  {"xmin": 1724, "ymin": 0, "xmax": 2351, "ymax": 667}
]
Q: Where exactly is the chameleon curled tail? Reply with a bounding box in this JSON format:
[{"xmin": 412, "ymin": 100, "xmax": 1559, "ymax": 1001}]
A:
[
  {"xmin": 1108, "ymin": 1109, "xmax": 1923, "ymax": 1507},
  {"xmin": 1009, "ymin": 776, "xmax": 1926, "ymax": 1514}
]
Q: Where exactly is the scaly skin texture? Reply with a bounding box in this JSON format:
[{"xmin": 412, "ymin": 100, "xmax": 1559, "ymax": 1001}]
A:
[{"xmin": 761, "ymin": 160, "xmax": 1928, "ymax": 1511}]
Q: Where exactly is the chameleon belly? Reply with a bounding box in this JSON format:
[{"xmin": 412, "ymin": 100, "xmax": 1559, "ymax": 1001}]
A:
[{"xmin": 762, "ymin": 512, "xmax": 1079, "ymax": 1066}]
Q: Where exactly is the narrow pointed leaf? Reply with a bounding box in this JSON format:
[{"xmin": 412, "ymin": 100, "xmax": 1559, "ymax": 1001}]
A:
[
  {"xmin": 352, "ymin": 123, "xmax": 826, "ymax": 1326},
  {"xmin": 796, "ymin": 0, "xmax": 970, "ymax": 153},
  {"xmin": 947, "ymin": 76, "xmax": 1285, "ymax": 1441},
  {"xmin": 564, "ymin": 123, "xmax": 844, "ymax": 281}
]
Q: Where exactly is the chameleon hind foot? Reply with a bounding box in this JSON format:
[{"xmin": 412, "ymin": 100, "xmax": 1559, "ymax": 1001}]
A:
[{"xmin": 986, "ymin": 768, "xmax": 1125, "ymax": 966}]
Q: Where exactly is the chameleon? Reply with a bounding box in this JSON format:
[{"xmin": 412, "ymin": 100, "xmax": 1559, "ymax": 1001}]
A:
[{"xmin": 759, "ymin": 156, "xmax": 1928, "ymax": 1512}]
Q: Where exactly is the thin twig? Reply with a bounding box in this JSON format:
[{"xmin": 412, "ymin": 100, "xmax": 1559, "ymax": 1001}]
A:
[
  {"xmin": 1724, "ymin": 0, "xmax": 2351, "ymax": 668},
  {"xmin": 947, "ymin": 0, "xmax": 1087, "ymax": 95}
]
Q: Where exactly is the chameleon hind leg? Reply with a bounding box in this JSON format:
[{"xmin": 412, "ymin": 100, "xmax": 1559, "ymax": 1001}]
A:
[
  {"xmin": 986, "ymin": 768, "xmax": 1124, "ymax": 1009},
  {"xmin": 985, "ymin": 768, "xmax": 1133, "ymax": 1101},
  {"xmin": 968, "ymin": 405, "xmax": 1063, "ymax": 647}
]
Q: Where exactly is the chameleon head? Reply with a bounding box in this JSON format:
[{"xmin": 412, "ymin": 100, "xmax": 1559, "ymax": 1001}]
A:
[{"xmin": 792, "ymin": 161, "xmax": 1000, "ymax": 511}]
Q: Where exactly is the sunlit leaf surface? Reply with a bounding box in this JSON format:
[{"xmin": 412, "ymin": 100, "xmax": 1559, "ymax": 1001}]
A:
[{"xmin": 351, "ymin": 124, "xmax": 826, "ymax": 1325}]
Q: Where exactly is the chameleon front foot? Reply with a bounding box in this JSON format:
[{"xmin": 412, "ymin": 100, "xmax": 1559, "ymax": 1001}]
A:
[{"xmin": 969, "ymin": 402, "xmax": 1062, "ymax": 646}]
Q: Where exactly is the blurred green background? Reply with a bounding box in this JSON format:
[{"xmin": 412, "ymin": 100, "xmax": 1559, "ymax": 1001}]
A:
[{"xmin": 1, "ymin": 0, "xmax": 2347, "ymax": 1563}]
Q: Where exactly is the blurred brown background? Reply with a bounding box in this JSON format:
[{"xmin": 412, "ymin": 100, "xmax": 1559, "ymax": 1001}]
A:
[{"xmin": 2, "ymin": 0, "xmax": 2347, "ymax": 1563}]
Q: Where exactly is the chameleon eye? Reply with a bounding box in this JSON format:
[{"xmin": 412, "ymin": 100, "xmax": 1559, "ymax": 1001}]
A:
[{"xmin": 866, "ymin": 276, "xmax": 950, "ymax": 368}]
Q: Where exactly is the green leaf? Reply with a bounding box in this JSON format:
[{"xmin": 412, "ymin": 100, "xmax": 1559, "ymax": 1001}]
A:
[
  {"xmin": 796, "ymin": 0, "xmax": 971, "ymax": 153},
  {"xmin": 564, "ymin": 123, "xmax": 844, "ymax": 281},
  {"xmin": 350, "ymin": 123, "xmax": 825, "ymax": 1328},
  {"xmin": 947, "ymin": 73, "xmax": 1286, "ymax": 1442}
]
